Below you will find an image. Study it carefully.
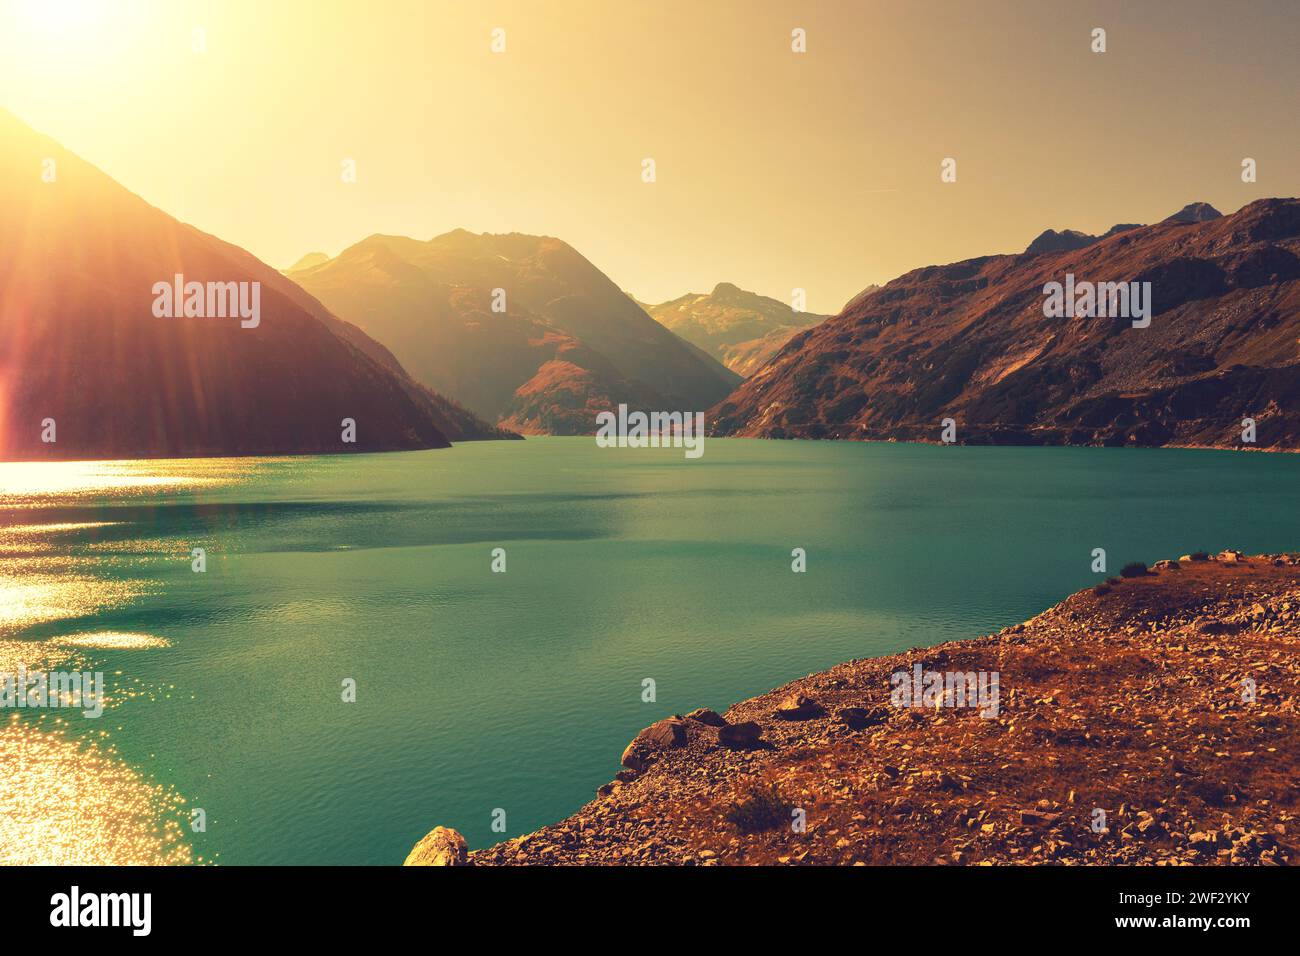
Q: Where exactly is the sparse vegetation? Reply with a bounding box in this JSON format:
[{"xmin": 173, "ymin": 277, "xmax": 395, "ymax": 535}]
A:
[
  {"xmin": 1120, "ymin": 562, "xmax": 1149, "ymax": 578},
  {"xmin": 1189, "ymin": 551, "xmax": 1210, "ymax": 561},
  {"xmin": 724, "ymin": 782, "xmax": 792, "ymax": 834}
]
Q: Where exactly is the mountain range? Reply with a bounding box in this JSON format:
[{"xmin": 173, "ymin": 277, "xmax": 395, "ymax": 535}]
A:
[
  {"xmin": 7, "ymin": 109, "xmax": 1297, "ymax": 457},
  {"xmin": 0, "ymin": 110, "xmax": 508, "ymax": 460},
  {"xmin": 642, "ymin": 283, "xmax": 831, "ymax": 377},
  {"xmin": 711, "ymin": 199, "xmax": 1300, "ymax": 450},
  {"xmin": 288, "ymin": 234, "xmax": 740, "ymax": 435}
]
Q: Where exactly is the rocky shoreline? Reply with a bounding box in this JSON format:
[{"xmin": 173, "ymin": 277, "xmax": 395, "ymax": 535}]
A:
[{"xmin": 407, "ymin": 552, "xmax": 1299, "ymax": 866}]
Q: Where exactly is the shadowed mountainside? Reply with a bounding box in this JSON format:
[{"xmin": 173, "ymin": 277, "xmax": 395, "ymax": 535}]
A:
[
  {"xmin": 289, "ymin": 233, "xmax": 740, "ymax": 434},
  {"xmin": 0, "ymin": 110, "xmax": 509, "ymax": 460},
  {"xmin": 711, "ymin": 199, "xmax": 1300, "ymax": 450}
]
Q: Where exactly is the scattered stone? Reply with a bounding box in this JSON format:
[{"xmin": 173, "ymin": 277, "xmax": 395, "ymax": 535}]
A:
[
  {"xmin": 1019, "ymin": 810, "xmax": 1062, "ymax": 827},
  {"xmin": 1137, "ymin": 816, "xmax": 1166, "ymax": 838},
  {"xmin": 838, "ymin": 706, "xmax": 888, "ymax": 730}
]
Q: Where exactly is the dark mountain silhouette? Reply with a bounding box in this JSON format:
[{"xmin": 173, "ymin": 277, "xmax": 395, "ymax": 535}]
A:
[
  {"xmin": 1025, "ymin": 223, "xmax": 1142, "ymax": 255},
  {"xmin": 290, "ymin": 233, "xmax": 739, "ymax": 434},
  {"xmin": 711, "ymin": 199, "xmax": 1300, "ymax": 450},
  {"xmin": 644, "ymin": 282, "xmax": 829, "ymax": 377},
  {"xmin": 0, "ymin": 109, "xmax": 509, "ymax": 460}
]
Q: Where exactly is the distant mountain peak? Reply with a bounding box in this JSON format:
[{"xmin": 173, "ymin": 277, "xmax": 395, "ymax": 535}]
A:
[
  {"xmin": 1164, "ymin": 202, "xmax": 1223, "ymax": 224},
  {"xmin": 645, "ymin": 282, "xmax": 829, "ymax": 377},
  {"xmin": 1025, "ymin": 228, "xmax": 1097, "ymax": 255},
  {"xmin": 434, "ymin": 227, "xmax": 479, "ymax": 244},
  {"xmin": 1024, "ymin": 222, "xmax": 1143, "ymax": 255},
  {"xmin": 286, "ymin": 251, "xmax": 330, "ymax": 273}
]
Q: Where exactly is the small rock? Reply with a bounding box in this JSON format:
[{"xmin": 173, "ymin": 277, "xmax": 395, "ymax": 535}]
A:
[
  {"xmin": 1137, "ymin": 817, "xmax": 1166, "ymax": 838},
  {"xmin": 838, "ymin": 706, "xmax": 888, "ymax": 730},
  {"xmin": 1019, "ymin": 810, "xmax": 1062, "ymax": 827}
]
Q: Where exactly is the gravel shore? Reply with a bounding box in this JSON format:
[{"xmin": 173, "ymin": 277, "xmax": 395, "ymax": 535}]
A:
[{"xmin": 412, "ymin": 552, "xmax": 1299, "ymax": 866}]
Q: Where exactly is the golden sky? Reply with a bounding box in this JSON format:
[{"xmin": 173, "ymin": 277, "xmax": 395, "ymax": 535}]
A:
[{"xmin": 2, "ymin": 0, "xmax": 1297, "ymax": 314}]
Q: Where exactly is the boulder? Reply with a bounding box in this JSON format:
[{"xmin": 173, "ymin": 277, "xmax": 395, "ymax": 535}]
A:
[
  {"xmin": 621, "ymin": 717, "xmax": 689, "ymax": 771},
  {"xmin": 685, "ymin": 708, "xmax": 727, "ymax": 727},
  {"xmin": 717, "ymin": 721, "xmax": 763, "ymax": 749},
  {"xmin": 1152, "ymin": 559, "xmax": 1179, "ymax": 571},
  {"xmin": 403, "ymin": 826, "xmax": 469, "ymax": 866},
  {"xmin": 775, "ymin": 693, "xmax": 825, "ymax": 720}
]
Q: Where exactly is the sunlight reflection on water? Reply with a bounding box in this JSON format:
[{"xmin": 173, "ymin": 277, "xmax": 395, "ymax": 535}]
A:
[
  {"xmin": 0, "ymin": 458, "xmax": 248, "ymax": 503},
  {"xmin": 0, "ymin": 458, "xmax": 260, "ymax": 865},
  {"xmin": 0, "ymin": 718, "xmax": 193, "ymax": 865}
]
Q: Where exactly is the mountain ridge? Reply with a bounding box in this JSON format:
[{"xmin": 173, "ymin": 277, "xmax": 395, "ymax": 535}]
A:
[{"xmin": 710, "ymin": 199, "xmax": 1300, "ymax": 450}]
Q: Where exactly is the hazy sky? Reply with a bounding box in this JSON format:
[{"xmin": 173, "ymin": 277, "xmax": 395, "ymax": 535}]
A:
[{"xmin": 2, "ymin": 0, "xmax": 1298, "ymax": 313}]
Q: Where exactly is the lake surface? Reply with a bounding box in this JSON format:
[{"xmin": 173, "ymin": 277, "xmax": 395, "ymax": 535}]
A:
[{"xmin": 2, "ymin": 438, "xmax": 1298, "ymax": 864}]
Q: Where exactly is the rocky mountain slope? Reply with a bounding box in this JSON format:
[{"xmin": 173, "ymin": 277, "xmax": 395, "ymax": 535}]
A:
[
  {"xmin": 0, "ymin": 110, "xmax": 508, "ymax": 459},
  {"xmin": 644, "ymin": 282, "xmax": 830, "ymax": 377},
  {"xmin": 289, "ymin": 234, "xmax": 740, "ymax": 434},
  {"xmin": 413, "ymin": 552, "xmax": 1299, "ymax": 866},
  {"xmin": 711, "ymin": 199, "xmax": 1300, "ymax": 449}
]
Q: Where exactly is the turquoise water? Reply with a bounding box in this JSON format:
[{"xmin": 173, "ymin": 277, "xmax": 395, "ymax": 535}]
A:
[{"xmin": 3, "ymin": 438, "xmax": 1299, "ymax": 864}]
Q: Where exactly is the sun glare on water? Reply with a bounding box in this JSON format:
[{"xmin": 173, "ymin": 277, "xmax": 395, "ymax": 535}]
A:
[
  {"xmin": 0, "ymin": 718, "xmax": 192, "ymax": 865},
  {"xmin": 0, "ymin": 460, "xmax": 224, "ymax": 500}
]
